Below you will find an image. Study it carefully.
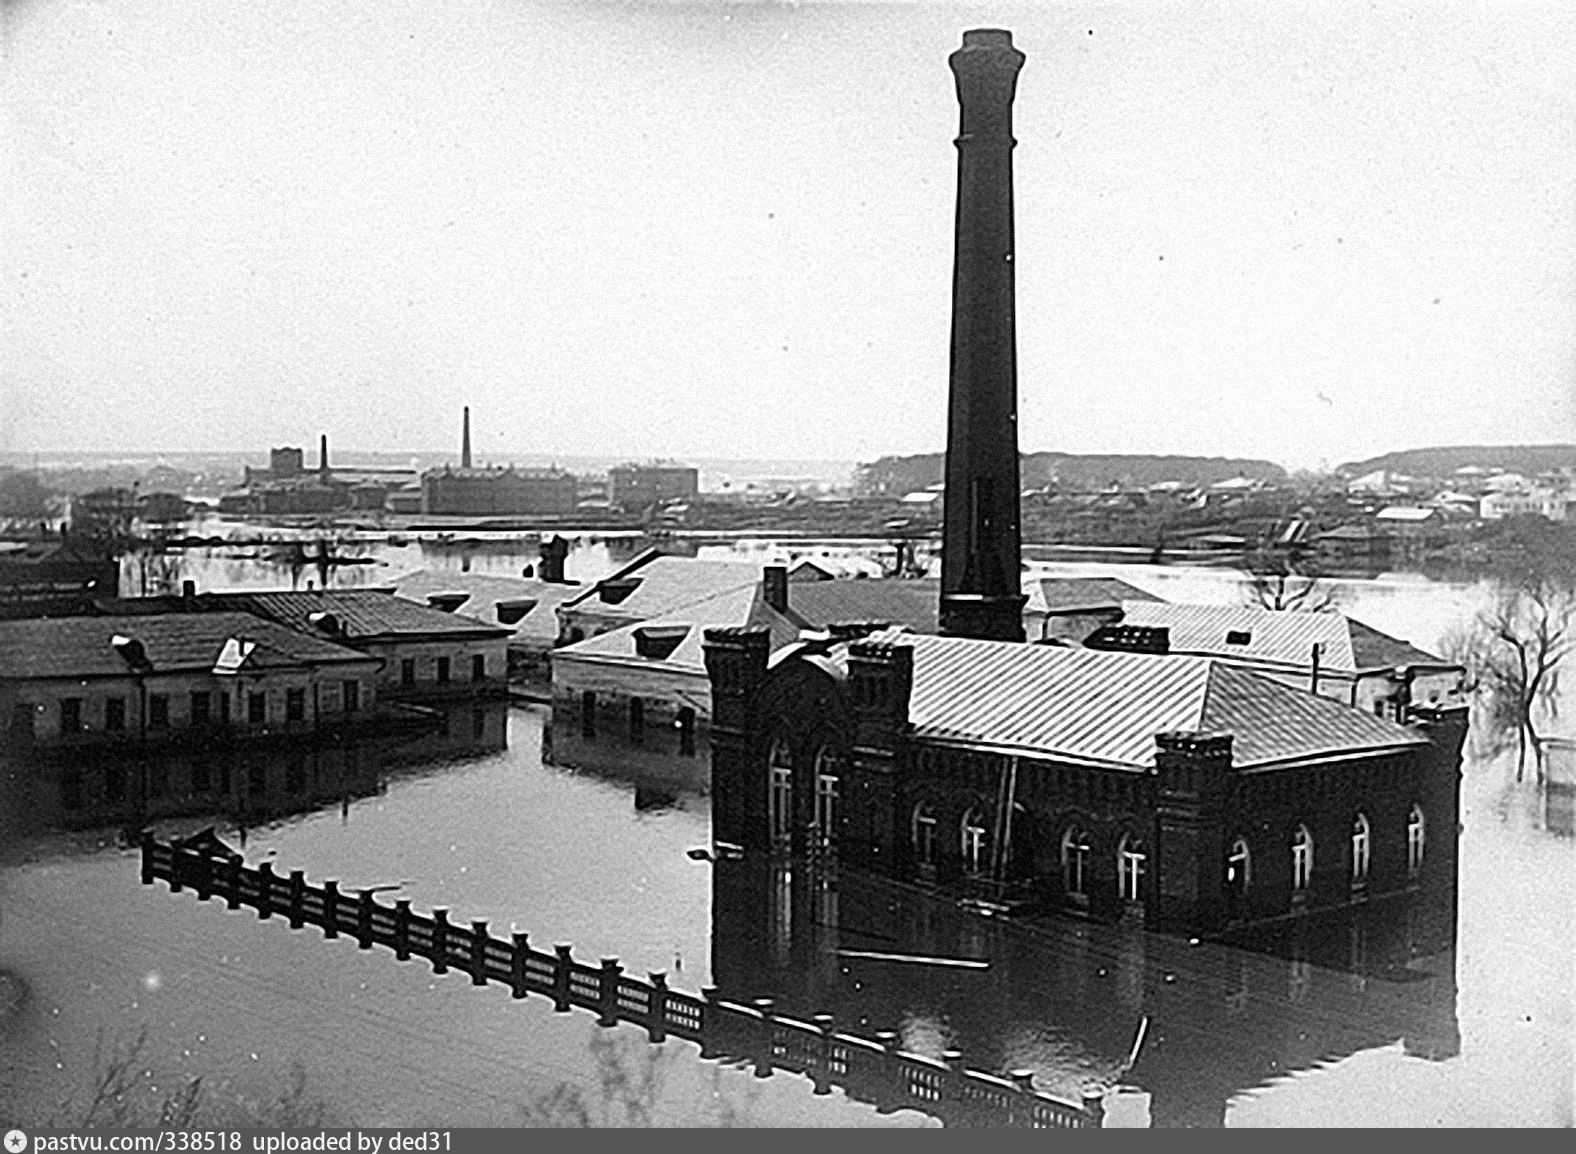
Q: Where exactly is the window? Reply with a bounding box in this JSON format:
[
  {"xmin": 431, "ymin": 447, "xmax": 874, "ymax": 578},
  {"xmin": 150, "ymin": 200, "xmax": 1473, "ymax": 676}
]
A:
[
  {"xmin": 581, "ymin": 690, "xmax": 596, "ymax": 737},
  {"xmin": 961, "ymin": 808, "xmax": 988, "ymax": 875},
  {"xmin": 149, "ymin": 694, "xmax": 169, "ymax": 729},
  {"xmin": 1351, "ymin": 813, "xmax": 1371, "ymax": 884},
  {"xmin": 676, "ymin": 707, "xmax": 696, "ymax": 757},
  {"xmin": 769, "ymin": 739, "xmax": 794, "ymax": 848},
  {"xmin": 61, "ymin": 773, "xmax": 83, "ymax": 810},
  {"xmin": 812, "ymin": 748, "xmax": 839, "ymax": 850},
  {"xmin": 218, "ymin": 692, "xmax": 230, "ymax": 724},
  {"xmin": 1292, "ymin": 824, "xmax": 1314, "ymax": 892},
  {"xmin": 105, "ymin": 697, "xmax": 125, "ymax": 732},
  {"xmin": 105, "ymin": 764, "xmax": 125, "ymax": 803},
  {"xmin": 912, "ymin": 803, "xmax": 938, "ymax": 868},
  {"xmin": 1408, "ymin": 805, "xmax": 1426, "ymax": 876},
  {"xmin": 191, "ymin": 691, "xmax": 211, "ymax": 726},
  {"xmin": 342, "ymin": 680, "xmax": 360, "ymax": 714},
  {"xmin": 248, "ymin": 692, "xmax": 266, "ymax": 725},
  {"xmin": 59, "ymin": 697, "xmax": 82, "ymax": 735},
  {"xmin": 1118, "ymin": 834, "xmax": 1146, "ymax": 903},
  {"xmin": 286, "ymin": 688, "xmax": 305, "ymax": 722},
  {"xmin": 1062, "ymin": 826, "xmax": 1091, "ymax": 897},
  {"xmin": 472, "ymin": 708, "xmax": 487, "ymax": 740},
  {"xmin": 150, "ymin": 762, "xmax": 168, "ymax": 797},
  {"xmin": 1227, "ymin": 837, "xmax": 1251, "ymax": 898},
  {"xmin": 629, "ymin": 697, "xmax": 644, "ymax": 740},
  {"xmin": 401, "ymin": 659, "xmax": 415, "ymax": 686},
  {"xmin": 472, "ymin": 654, "xmax": 486, "ymax": 682},
  {"xmin": 436, "ymin": 657, "xmax": 450, "ymax": 685}
]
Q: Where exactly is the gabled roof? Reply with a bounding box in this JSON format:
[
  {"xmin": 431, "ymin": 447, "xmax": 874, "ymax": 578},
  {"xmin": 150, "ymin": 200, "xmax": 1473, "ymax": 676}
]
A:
[
  {"xmin": 764, "ymin": 579, "xmax": 942, "ymax": 635},
  {"xmin": 0, "ymin": 612, "xmax": 374, "ymax": 680},
  {"xmin": 560, "ymin": 556, "xmax": 762, "ymax": 624},
  {"xmin": 206, "ymin": 590, "xmax": 511, "ymax": 642},
  {"xmin": 1117, "ymin": 601, "xmax": 1357, "ymax": 672},
  {"xmin": 1025, "ymin": 577, "xmax": 1162, "ymax": 616},
  {"xmin": 870, "ymin": 631, "xmax": 1425, "ymax": 772},
  {"xmin": 554, "ymin": 583, "xmax": 763, "ymax": 674},
  {"xmin": 388, "ymin": 568, "xmax": 581, "ymax": 646}
]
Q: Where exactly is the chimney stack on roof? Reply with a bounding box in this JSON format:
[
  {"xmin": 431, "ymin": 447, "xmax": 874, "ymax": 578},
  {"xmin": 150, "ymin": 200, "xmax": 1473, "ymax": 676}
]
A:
[{"xmin": 939, "ymin": 29, "xmax": 1028, "ymax": 643}]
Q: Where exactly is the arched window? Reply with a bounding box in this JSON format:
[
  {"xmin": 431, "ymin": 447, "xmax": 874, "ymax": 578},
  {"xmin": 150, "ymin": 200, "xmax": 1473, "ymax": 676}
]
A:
[
  {"xmin": 1408, "ymin": 805, "xmax": 1426, "ymax": 876},
  {"xmin": 1351, "ymin": 813, "xmax": 1371, "ymax": 884},
  {"xmin": 912, "ymin": 802, "xmax": 938, "ymax": 867},
  {"xmin": 961, "ymin": 808, "xmax": 989, "ymax": 875},
  {"xmin": 768, "ymin": 738, "xmax": 794, "ymax": 847},
  {"xmin": 812, "ymin": 746, "xmax": 840, "ymax": 850},
  {"xmin": 1292, "ymin": 824, "xmax": 1314, "ymax": 892},
  {"xmin": 1061, "ymin": 826, "xmax": 1091, "ymax": 896},
  {"xmin": 1227, "ymin": 837, "xmax": 1251, "ymax": 897},
  {"xmin": 1118, "ymin": 834, "xmax": 1146, "ymax": 903}
]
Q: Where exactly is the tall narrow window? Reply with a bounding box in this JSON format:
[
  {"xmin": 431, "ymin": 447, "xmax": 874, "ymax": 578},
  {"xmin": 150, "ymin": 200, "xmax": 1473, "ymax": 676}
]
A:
[
  {"xmin": 1351, "ymin": 813, "xmax": 1371, "ymax": 885},
  {"xmin": 1118, "ymin": 834, "xmax": 1146, "ymax": 903},
  {"xmin": 1292, "ymin": 824, "xmax": 1314, "ymax": 893},
  {"xmin": 912, "ymin": 803, "xmax": 938, "ymax": 868},
  {"xmin": 59, "ymin": 698, "xmax": 82, "ymax": 735},
  {"xmin": 1407, "ymin": 805, "xmax": 1426, "ymax": 876},
  {"xmin": 248, "ymin": 692, "xmax": 265, "ymax": 725},
  {"xmin": 218, "ymin": 693, "xmax": 230, "ymax": 724},
  {"xmin": 961, "ymin": 809, "xmax": 988, "ymax": 875},
  {"xmin": 342, "ymin": 680, "xmax": 360, "ymax": 714},
  {"xmin": 149, "ymin": 694, "xmax": 170, "ymax": 729},
  {"xmin": 472, "ymin": 654, "xmax": 486, "ymax": 682},
  {"xmin": 436, "ymin": 657, "xmax": 450, "ymax": 685},
  {"xmin": 812, "ymin": 748, "xmax": 839, "ymax": 850},
  {"xmin": 581, "ymin": 690, "xmax": 596, "ymax": 737},
  {"xmin": 769, "ymin": 739, "xmax": 794, "ymax": 848},
  {"xmin": 285, "ymin": 688, "xmax": 305, "ymax": 723},
  {"xmin": 628, "ymin": 697, "xmax": 644, "ymax": 741},
  {"xmin": 676, "ymin": 707, "xmax": 696, "ymax": 757},
  {"xmin": 1062, "ymin": 826, "xmax": 1091, "ymax": 897},
  {"xmin": 105, "ymin": 697, "xmax": 125, "ymax": 732},
  {"xmin": 1227, "ymin": 837, "xmax": 1252, "ymax": 898},
  {"xmin": 401, "ymin": 659, "xmax": 416, "ymax": 686},
  {"xmin": 191, "ymin": 691, "xmax": 211, "ymax": 726}
]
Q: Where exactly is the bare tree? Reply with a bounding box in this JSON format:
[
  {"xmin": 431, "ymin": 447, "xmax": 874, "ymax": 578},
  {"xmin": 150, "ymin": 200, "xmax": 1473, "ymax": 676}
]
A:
[
  {"xmin": 1449, "ymin": 571, "xmax": 1576, "ymax": 782},
  {"xmin": 1242, "ymin": 554, "xmax": 1335, "ymax": 613}
]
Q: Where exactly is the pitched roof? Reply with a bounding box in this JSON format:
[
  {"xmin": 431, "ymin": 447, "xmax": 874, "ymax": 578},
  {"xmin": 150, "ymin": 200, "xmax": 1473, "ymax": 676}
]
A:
[
  {"xmin": 205, "ymin": 589, "xmax": 511, "ymax": 642},
  {"xmin": 554, "ymin": 583, "xmax": 763, "ymax": 673},
  {"xmin": 872, "ymin": 631, "xmax": 1425, "ymax": 771},
  {"xmin": 767, "ymin": 579, "xmax": 941, "ymax": 635},
  {"xmin": 388, "ymin": 568, "xmax": 581, "ymax": 646},
  {"xmin": 1026, "ymin": 577, "xmax": 1163, "ymax": 615},
  {"xmin": 1117, "ymin": 601, "xmax": 1357, "ymax": 672},
  {"xmin": 0, "ymin": 612, "xmax": 373, "ymax": 680},
  {"xmin": 561, "ymin": 557, "xmax": 762, "ymax": 624}
]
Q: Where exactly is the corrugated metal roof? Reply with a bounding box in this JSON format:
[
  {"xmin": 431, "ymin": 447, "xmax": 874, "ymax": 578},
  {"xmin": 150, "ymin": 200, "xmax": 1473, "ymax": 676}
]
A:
[
  {"xmin": 0, "ymin": 612, "xmax": 374, "ymax": 680},
  {"xmin": 554, "ymin": 583, "xmax": 763, "ymax": 673},
  {"xmin": 389, "ymin": 568, "xmax": 580, "ymax": 645},
  {"xmin": 1117, "ymin": 601, "xmax": 1356, "ymax": 671},
  {"xmin": 774, "ymin": 579, "xmax": 941, "ymax": 634},
  {"xmin": 210, "ymin": 590, "xmax": 510, "ymax": 641},
  {"xmin": 561, "ymin": 557, "xmax": 761, "ymax": 624},
  {"xmin": 864, "ymin": 631, "xmax": 1424, "ymax": 771}
]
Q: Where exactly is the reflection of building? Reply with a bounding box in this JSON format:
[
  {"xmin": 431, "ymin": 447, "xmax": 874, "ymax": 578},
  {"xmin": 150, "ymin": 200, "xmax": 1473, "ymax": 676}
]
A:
[
  {"xmin": 704, "ymin": 627, "xmax": 1466, "ymax": 936},
  {"xmin": 1103, "ymin": 601, "xmax": 1468, "ymax": 717},
  {"xmin": 609, "ymin": 462, "xmax": 699, "ymax": 512},
  {"xmin": 709, "ymin": 850, "xmax": 1459, "ymax": 1127},
  {"xmin": 1, "ymin": 612, "xmax": 380, "ymax": 757}
]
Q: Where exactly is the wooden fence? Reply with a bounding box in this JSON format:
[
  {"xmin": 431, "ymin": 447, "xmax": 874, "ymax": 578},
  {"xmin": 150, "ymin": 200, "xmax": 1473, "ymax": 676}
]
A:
[{"xmin": 140, "ymin": 834, "xmax": 1104, "ymax": 1128}]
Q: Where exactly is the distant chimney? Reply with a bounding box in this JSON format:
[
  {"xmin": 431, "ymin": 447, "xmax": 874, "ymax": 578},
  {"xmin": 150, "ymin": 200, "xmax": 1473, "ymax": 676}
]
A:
[
  {"xmin": 461, "ymin": 407, "xmax": 472, "ymax": 470},
  {"xmin": 763, "ymin": 565, "xmax": 789, "ymax": 614},
  {"xmin": 539, "ymin": 535, "xmax": 569, "ymax": 584},
  {"xmin": 319, "ymin": 434, "xmax": 330, "ymax": 476}
]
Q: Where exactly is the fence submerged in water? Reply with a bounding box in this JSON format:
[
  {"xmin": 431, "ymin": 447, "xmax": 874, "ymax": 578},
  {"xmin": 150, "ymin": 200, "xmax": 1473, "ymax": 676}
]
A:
[{"xmin": 139, "ymin": 833, "xmax": 1104, "ymax": 1128}]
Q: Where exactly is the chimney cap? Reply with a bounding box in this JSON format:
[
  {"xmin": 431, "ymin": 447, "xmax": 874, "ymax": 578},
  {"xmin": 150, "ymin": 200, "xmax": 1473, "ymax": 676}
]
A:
[{"xmin": 962, "ymin": 28, "xmax": 1015, "ymax": 49}]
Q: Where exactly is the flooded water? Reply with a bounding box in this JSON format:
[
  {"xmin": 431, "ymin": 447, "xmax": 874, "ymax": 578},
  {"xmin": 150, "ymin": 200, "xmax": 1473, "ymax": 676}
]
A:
[{"xmin": 4, "ymin": 544, "xmax": 1573, "ymax": 1127}]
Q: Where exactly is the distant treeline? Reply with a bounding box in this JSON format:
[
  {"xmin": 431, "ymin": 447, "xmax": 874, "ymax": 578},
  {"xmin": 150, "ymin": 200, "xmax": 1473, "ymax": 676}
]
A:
[
  {"xmin": 855, "ymin": 452, "xmax": 1288, "ymax": 497},
  {"xmin": 1339, "ymin": 444, "xmax": 1576, "ymax": 479}
]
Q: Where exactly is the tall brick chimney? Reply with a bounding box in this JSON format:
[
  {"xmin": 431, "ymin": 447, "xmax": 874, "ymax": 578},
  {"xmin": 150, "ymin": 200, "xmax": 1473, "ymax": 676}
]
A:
[
  {"xmin": 462, "ymin": 406, "xmax": 472, "ymax": 470},
  {"xmin": 319, "ymin": 434, "xmax": 329, "ymax": 478},
  {"xmin": 939, "ymin": 29, "xmax": 1027, "ymax": 643}
]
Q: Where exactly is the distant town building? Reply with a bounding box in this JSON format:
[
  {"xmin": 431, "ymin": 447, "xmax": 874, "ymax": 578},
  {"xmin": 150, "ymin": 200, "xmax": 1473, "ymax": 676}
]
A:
[
  {"xmin": 417, "ymin": 408, "xmax": 577, "ymax": 516},
  {"xmin": 137, "ymin": 492, "xmax": 188, "ymax": 523},
  {"xmin": 71, "ymin": 488, "xmax": 139, "ymax": 540},
  {"xmin": 609, "ymin": 462, "xmax": 699, "ymax": 512},
  {"xmin": 1480, "ymin": 487, "xmax": 1567, "ymax": 522},
  {"xmin": 222, "ymin": 435, "xmax": 418, "ymax": 517},
  {"xmin": 0, "ymin": 538, "xmax": 120, "ymax": 619}
]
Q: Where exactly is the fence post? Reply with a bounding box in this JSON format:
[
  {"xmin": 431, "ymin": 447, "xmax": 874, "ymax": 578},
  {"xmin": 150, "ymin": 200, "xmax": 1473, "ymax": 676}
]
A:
[
  {"xmin": 552, "ymin": 943, "xmax": 572, "ymax": 1012},
  {"xmin": 1080, "ymin": 1087, "xmax": 1106, "ymax": 1128},
  {"xmin": 322, "ymin": 880, "xmax": 340, "ymax": 939},
  {"xmin": 394, "ymin": 900, "xmax": 411, "ymax": 961},
  {"xmin": 288, "ymin": 870, "xmax": 305, "ymax": 928},
  {"xmin": 140, "ymin": 832, "xmax": 155, "ymax": 885},
  {"xmin": 194, "ymin": 852, "xmax": 212, "ymax": 902},
  {"xmin": 169, "ymin": 846, "xmax": 184, "ymax": 894},
  {"xmin": 812, "ymin": 1014, "xmax": 837, "ymax": 1096},
  {"xmin": 646, "ymin": 971, "xmax": 668, "ymax": 1043},
  {"xmin": 358, "ymin": 891, "xmax": 375, "ymax": 950},
  {"xmin": 698, "ymin": 987, "xmax": 720, "ymax": 1058},
  {"xmin": 471, "ymin": 920, "xmax": 489, "ymax": 986},
  {"xmin": 597, "ymin": 957, "xmax": 622, "ymax": 1027},
  {"xmin": 753, "ymin": 999, "xmax": 777, "ymax": 1078},
  {"xmin": 226, "ymin": 855, "xmax": 242, "ymax": 910},
  {"xmin": 255, "ymin": 860, "xmax": 273, "ymax": 918},
  {"xmin": 431, "ymin": 909, "xmax": 449, "ymax": 974},
  {"xmin": 510, "ymin": 932, "xmax": 529, "ymax": 1000}
]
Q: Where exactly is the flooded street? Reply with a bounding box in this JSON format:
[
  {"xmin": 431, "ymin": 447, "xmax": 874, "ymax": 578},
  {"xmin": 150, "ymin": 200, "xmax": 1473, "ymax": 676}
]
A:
[{"xmin": 3, "ymin": 545, "xmax": 1572, "ymax": 1127}]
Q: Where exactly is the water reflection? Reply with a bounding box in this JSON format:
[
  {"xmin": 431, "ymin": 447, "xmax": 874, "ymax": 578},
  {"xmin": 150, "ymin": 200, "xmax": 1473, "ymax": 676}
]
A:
[
  {"xmin": 0, "ymin": 702, "xmax": 510, "ymax": 855},
  {"xmin": 708, "ymin": 852, "xmax": 1459, "ymax": 1127}
]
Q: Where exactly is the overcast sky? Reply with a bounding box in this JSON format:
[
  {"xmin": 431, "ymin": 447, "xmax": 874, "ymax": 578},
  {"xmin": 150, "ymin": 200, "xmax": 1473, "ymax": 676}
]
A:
[{"xmin": 4, "ymin": 0, "xmax": 1573, "ymax": 470}]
